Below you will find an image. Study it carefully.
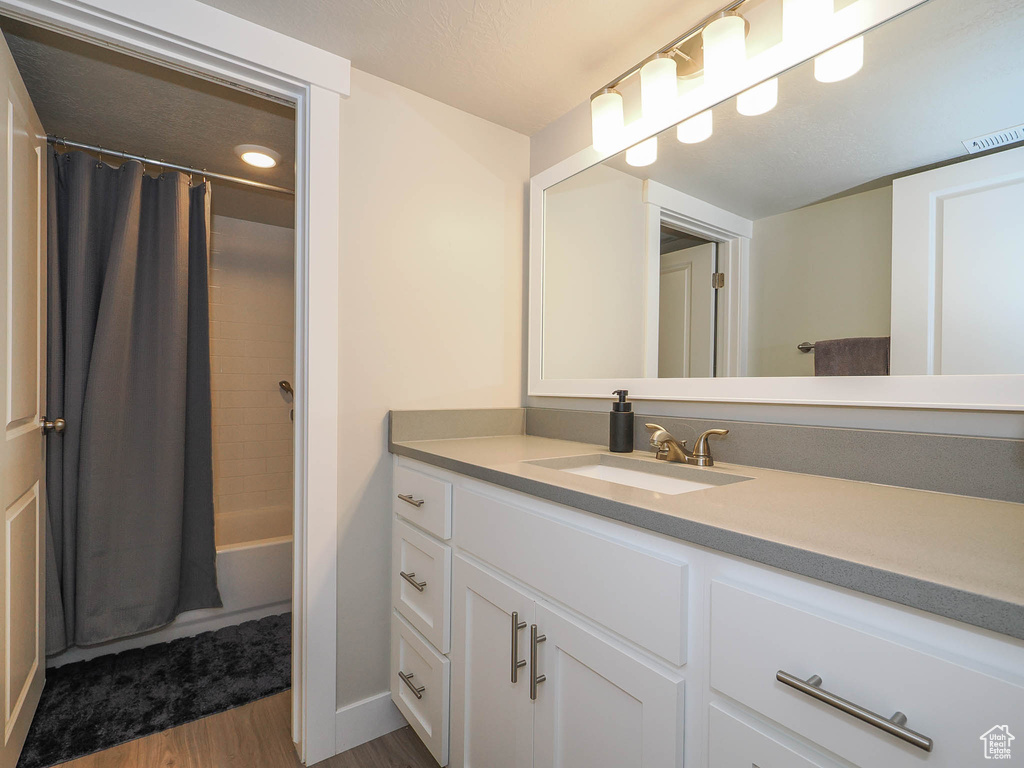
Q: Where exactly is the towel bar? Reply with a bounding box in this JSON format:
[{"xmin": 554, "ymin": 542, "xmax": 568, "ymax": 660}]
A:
[{"xmin": 797, "ymin": 342, "xmax": 815, "ymax": 352}]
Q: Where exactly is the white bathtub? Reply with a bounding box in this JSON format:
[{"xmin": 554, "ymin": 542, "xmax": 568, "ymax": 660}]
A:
[
  {"xmin": 49, "ymin": 506, "xmax": 293, "ymax": 667},
  {"xmin": 216, "ymin": 505, "xmax": 293, "ymax": 550}
]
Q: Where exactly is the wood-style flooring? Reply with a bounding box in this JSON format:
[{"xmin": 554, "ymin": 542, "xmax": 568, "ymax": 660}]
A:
[{"xmin": 53, "ymin": 692, "xmax": 436, "ymax": 768}]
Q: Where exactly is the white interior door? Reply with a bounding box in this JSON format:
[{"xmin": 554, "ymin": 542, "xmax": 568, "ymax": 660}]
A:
[
  {"xmin": 658, "ymin": 243, "xmax": 714, "ymax": 378},
  {"xmin": 0, "ymin": 32, "xmax": 46, "ymax": 768},
  {"xmin": 891, "ymin": 144, "xmax": 1024, "ymax": 374},
  {"xmin": 450, "ymin": 556, "xmax": 534, "ymax": 768},
  {"xmin": 531, "ymin": 603, "xmax": 685, "ymax": 768}
]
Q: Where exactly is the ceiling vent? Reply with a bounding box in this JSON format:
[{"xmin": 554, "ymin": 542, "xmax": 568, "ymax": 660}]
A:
[{"xmin": 962, "ymin": 123, "xmax": 1024, "ymax": 154}]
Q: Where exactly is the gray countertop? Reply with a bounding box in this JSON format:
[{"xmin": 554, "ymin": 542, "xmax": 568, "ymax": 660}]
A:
[{"xmin": 389, "ymin": 433, "xmax": 1024, "ymax": 641}]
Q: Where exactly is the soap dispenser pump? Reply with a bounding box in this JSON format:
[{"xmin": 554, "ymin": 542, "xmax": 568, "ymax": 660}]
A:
[{"xmin": 609, "ymin": 389, "xmax": 634, "ymax": 453}]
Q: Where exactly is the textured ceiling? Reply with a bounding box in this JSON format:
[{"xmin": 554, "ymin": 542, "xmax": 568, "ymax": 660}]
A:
[
  {"xmin": 603, "ymin": 0, "xmax": 1024, "ymax": 220},
  {"xmin": 196, "ymin": 0, "xmax": 726, "ymax": 135},
  {"xmin": 1, "ymin": 18, "xmax": 295, "ymax": 227}
]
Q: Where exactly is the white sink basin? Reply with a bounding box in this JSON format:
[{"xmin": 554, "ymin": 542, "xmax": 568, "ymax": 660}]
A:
[
  {"xmin": 526, "ymin": 454, "xmax": 751, "ymax": 496},
  {"xmin": 561, "ymin": 463, "xmax": 716, "ymax": 495}
]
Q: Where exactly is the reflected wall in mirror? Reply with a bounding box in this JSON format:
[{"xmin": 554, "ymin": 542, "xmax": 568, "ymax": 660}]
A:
[{"xmin": 541, "ymin": 0, "xmax": 1024, "ymax": 381}]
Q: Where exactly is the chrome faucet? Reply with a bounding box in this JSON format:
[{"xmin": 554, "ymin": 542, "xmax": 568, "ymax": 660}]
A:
[{"xmin": 645, "ymin": 423, "xmax": 729, "ymax": 467}]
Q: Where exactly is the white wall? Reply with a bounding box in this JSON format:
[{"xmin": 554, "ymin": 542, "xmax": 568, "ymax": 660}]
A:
[
  {"xmin": 747, "ymin": 187, "xmax": 892, "ymax": 377},
  {"xmin": 208, "ymin": 215, "xmax": 295, "ymax": 528},
  {"xmin": 543, "ymin": 165, "xmax": 646, "ymax": 379},
  {"xmin": 336, "ymin": 68, "xmax": 528, "ymax": 708}
]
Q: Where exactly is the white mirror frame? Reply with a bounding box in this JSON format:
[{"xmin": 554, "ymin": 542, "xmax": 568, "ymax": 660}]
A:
[{"xmin": 529, "ymin": 0, "xmax": 1024, "ymax": 411}]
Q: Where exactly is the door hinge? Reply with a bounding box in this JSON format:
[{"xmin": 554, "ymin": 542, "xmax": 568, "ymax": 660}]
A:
[{"xmin": 711, "ymin": 272, "xmax": 725, "ymax": 289}]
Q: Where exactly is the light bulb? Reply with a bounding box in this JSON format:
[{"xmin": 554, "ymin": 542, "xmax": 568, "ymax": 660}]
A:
[
  {"xmin": 782, "ymin": 0, "xmax": 831, "ymax": 44},
  {"xmin": 701, "ymin": 13, "xmax": 746, "ymax": 91},
  {"xmin": 235, "ymin": 144, "xmax": 280, "ymax": 168},
  {"xmin": 677, "ymin": 110, "xmax": 713, "ymax": 144},
  {"xmin": 591, "ymin": 88, "xmax": 624, "ymax": 153},
  {"xmin": 626, "ymin": 137, "xmax": 657, "ymax": 167},
  {"xmin": 241, "ymin": 152, "xmax": 276, "ymax": 168},
  {"xmin": 640, "ymin": 54, "xmax": 678, "ymax": 124},
  {"xmin": 737, "ymin": 78, "xmax": 778, "ymax": 116},
  {"xmin": 815, "ymin": 36, "xmax": 864, "ymax": 83}
]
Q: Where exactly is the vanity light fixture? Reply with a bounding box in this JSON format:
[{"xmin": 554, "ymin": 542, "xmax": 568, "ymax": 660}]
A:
[
  {"xmin": 814, "ymin": 36, "xmax": 864, "ymax": 82},
  {"xmin": 235, "ymin": 144, "xmax": 280, "ymax": 168},
  {"xmin": 591, "ymin": 88, "xmax": 625, "ymax": 153},
  {"xmin": 737, "ymin": 78, "xmax": 778, "ymax": 116},
  {"xmin": 587, "ymin": 0, "xmax": 868, "ymax": 154},
  {"xmin": 626, "ymin": 137, "xmax": 658, "ymax": 167},
  {"xmin": 677, "ymin": 110, "xmax": 713, "ymax": 143},
  {"xmin": 701, "ymin": 12, "xmax": 747, "ymax": 91},
  {"xmin": 782, "ymin": 0, "xmax": 831, "ymax": 44},
  {"xmin": 640, "ymin": 53, "xmax": 679, "ymax": 123}
]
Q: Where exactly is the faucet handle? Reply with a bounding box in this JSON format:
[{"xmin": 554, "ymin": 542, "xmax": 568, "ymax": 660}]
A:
[
  {"xmin": 645, "ymin": 423, "xmax": 670, "ymax": 443},
  {"xmin": 693, "ymin": 428, "xmax": 729, "ymax": 460},
  {"xmin": 645, "ymin": 423, "xmax": 671, "ymax": 451}
]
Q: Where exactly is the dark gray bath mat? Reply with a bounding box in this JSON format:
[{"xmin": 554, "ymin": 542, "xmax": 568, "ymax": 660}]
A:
[{"xmin": 17, "ymin": 612, "xmax": 291, "ymax": 768}]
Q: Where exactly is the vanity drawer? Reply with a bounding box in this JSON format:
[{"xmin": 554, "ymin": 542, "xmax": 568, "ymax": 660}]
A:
[
  {"xmin": 391, "ymin": 611, "xmax": 450, "ymax": 766},
  {"xmin": 710, "ymin": 581, "xmax": 1024, "ymax": 768},
  {"xmin": 394, "ymin": 462, "xmax": 452, "ymax": 540},
  {"xmin": 709, "ymin": 705, "xmax": 841, "ymax": 768},
  {"xmin": 393, "ymin": 517, "xmax": 452, "ymax": 652},
  {"xmin": 455, "ymin": 486, "xmax": 688, "ymax": 666}
]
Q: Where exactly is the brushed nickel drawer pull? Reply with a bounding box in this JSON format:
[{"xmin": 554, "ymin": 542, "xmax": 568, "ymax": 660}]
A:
[
  {"xmin": 397, "ymin": 493, "xmax": 425, "ymax": 507},
  {"xmin": 400, "ymin": 571, "xmax": 427, "ymax": 592},
  {"xmin": 398, "ymin": 670, "xmax": 425, "ymax": 699},
  {"xmin": 776, "ymin": 670, "xmax": 933, "ymax": 752},
  {"xmin": 511, "ymin": 611, "xmax": 527, "ymax": 683},
  {"xmin": 530, "ymin": 624, "xmax": 546, "ymax": 700}
]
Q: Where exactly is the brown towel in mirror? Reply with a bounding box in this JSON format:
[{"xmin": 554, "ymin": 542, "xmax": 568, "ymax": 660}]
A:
[{"xmin": 813, "ymin": 336, "xmax": 890, "ymax": 376}]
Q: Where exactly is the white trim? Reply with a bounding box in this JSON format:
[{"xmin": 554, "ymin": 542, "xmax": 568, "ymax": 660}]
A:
[
  {"xmin": 643, "ymin": 181, "xmax": 751, "ymax": 380},
  {"xmin": 890, "ymin": 144, "xmax": 1024, "ymax": 376},
  {"xmin": 334, "ymin": 691, "xmax": 408, "ymax": 755},
  {"xmin": 0, "ymin": 2, "xmax": 349, "ymax": 763},
  {"xmin": 642, "ymin": 202, "xmax": 660, "ymax": 378},
  {"xmin": 528, "ymin": 0, "xmax": 1024, "ymax": 412},
  {"xmin": 0, "ymin": 0, "xmax": 348, "ymax": 97}
]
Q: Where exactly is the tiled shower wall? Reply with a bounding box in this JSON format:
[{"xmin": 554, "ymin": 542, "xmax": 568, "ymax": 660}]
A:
[{"xmin": 208, "ymin": 215, "xmax": 294, "ymax": 520}]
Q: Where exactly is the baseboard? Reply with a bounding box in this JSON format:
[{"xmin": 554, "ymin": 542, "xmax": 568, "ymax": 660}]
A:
[
  {"xmin": 47, "ymin": 600, "xmax": 291, "ymax": 668},
  {"xmin": 334, "ymin": 691, "xmax": 408, "ymax": 755}
]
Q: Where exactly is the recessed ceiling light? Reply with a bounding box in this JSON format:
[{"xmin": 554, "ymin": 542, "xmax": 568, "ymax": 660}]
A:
[{"xmin": 235, "ymin": 144, "xmax": 280, "ymax": 169}]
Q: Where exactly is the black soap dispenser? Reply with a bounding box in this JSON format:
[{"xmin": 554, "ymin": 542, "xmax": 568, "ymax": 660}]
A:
[{"xmin": 609, "ymin": 390, "xmax": 634, "ymax": 453}]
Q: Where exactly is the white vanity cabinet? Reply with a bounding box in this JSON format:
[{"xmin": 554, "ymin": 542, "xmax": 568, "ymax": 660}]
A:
[
  {"xmin": 391, "ymin": 462, "xmax": 454, "ymax": 765},
  {"xmin": 450, "ymin": 555, "xmax": 536, "ymax": 768},
  {"xmin": 449, "ymin": 554, "xmax": 686, "ymax": 768},
  {"xmin": 391, "ymin": 456, "xmax": 1024, "ymax": 768}
]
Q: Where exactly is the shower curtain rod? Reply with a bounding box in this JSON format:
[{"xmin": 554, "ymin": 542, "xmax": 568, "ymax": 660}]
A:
[{"xmin": 46, "ymin": 135, "xmax": 295, "ymax": 196}]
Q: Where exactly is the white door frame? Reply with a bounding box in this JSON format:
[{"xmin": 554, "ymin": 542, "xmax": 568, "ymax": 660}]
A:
[
  {"xmin": 0, "ymin": 2, "xmax": 348, "ymax": 764},
  {"xmin": 642, "ymin": 181, "xmax": 752, "ymax": 379}
]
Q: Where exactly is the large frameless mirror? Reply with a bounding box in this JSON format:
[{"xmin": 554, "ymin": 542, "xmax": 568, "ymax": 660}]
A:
[{"xmin": 540, "ymin": 0, "xmax": 1024, "ymax": 385}]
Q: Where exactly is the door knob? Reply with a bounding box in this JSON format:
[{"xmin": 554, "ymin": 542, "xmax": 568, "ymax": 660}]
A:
[{"xmin": 41, "ymin": 417, "xmax": 66, "ymax": 433}]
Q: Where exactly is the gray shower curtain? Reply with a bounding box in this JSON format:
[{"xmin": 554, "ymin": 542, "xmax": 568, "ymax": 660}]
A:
[{"xmin": 45, "ymin": 150, "xmax": 221, "ymax": 653}]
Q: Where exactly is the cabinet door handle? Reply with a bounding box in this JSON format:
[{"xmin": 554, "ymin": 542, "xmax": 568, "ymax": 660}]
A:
[
  {"xmin": 530, "ymin": 624, "xmax": 546, "ymax": 700},
  {"xmin": 511, "ymin": 611, "xmax": 527, "ymax": 683},
  {"xmin": 776, "ymin": 670, "xmax": 933, "ymax": 752},
  {"xmin": 399, "ymin": 571, "xmax": 427, "ymax": 592},
  {"xmin": 397, "ymin": 493, "xmax": 425, "ymax": 507},
  {"xmin": 398, "ymin": 670, "xmax": 425, "ymax": 699}
]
